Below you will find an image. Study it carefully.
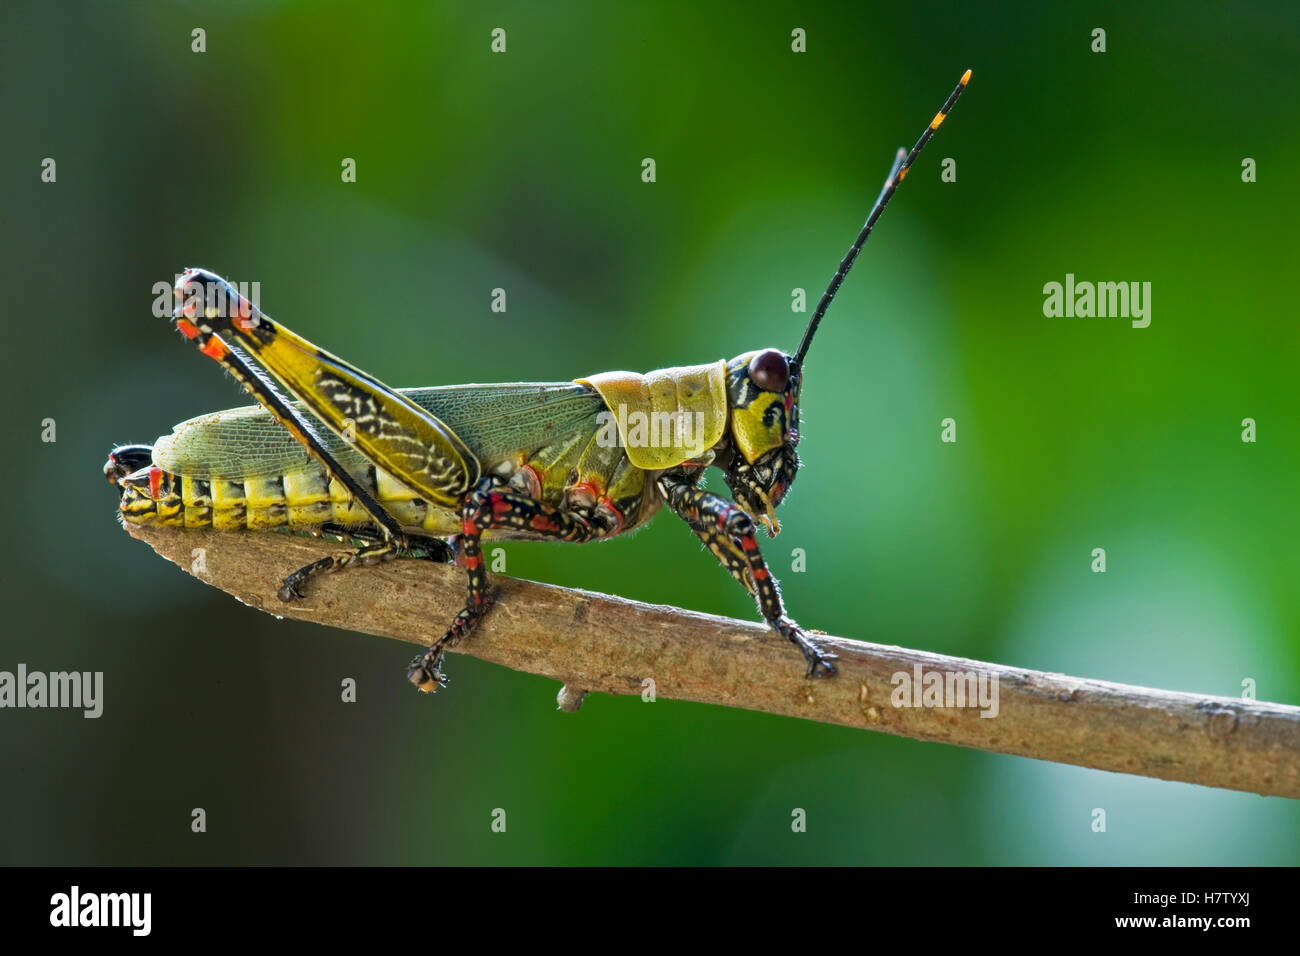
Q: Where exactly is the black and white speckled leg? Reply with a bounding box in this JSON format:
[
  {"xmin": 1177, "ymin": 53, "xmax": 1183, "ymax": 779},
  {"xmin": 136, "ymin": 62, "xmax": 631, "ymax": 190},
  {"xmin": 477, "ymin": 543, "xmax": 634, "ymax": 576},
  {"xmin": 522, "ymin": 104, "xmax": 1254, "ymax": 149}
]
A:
[
  {"xmin": 658, "ymin": 471, "xmax": 836, "ymax": 678},
  {"xmin": 406, "ymin": 478, "xmax": 604, "ymax": 693}
]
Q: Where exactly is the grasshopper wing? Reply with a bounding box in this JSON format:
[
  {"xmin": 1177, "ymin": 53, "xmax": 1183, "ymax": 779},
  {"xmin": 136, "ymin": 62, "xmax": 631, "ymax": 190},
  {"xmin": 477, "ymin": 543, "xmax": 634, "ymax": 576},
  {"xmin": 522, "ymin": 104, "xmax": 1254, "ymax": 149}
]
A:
[{"xmin": 153, "ymin": 384, "xmax": 606, "ymax": 485}]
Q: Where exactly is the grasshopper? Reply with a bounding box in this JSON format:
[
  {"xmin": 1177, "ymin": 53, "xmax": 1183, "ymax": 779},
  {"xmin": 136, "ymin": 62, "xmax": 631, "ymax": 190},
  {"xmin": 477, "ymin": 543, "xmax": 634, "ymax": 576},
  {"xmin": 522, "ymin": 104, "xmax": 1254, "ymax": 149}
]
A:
[{"xmin": 106, "ymin": 70, "xmax": 971, "ymax": 692}]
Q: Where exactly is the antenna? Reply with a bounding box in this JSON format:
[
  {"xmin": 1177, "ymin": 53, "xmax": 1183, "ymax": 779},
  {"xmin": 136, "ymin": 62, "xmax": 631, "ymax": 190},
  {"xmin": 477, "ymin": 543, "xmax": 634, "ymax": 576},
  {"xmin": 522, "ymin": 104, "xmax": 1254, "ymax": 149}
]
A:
[{"xmin": 792, "ymin": 68, "xmax": 971, "ymax": 368}]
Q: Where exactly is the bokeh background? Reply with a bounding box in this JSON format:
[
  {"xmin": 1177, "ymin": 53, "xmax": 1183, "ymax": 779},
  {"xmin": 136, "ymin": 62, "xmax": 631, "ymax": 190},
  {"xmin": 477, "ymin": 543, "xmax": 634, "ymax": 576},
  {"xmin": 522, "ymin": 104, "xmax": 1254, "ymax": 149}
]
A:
[{"xmin": 2, "ymin": 0, "xmax": 1297, "ymax": 864}]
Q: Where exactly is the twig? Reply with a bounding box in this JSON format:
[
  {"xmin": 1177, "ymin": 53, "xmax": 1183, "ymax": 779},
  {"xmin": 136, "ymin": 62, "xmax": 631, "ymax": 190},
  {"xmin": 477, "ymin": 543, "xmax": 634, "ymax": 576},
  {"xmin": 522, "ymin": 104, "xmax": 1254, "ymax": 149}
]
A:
[{"xmin": 127, "ymin": 525, "xmax": 1300, "ymax": 799}]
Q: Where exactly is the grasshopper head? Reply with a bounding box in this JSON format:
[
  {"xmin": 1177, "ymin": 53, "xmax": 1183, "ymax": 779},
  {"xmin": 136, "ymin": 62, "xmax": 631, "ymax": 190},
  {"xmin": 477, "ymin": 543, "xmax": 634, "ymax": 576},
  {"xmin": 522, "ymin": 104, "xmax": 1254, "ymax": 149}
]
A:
[{"xmin": 723, "ymin": 349, "xmax": 801, "ymax": 536}]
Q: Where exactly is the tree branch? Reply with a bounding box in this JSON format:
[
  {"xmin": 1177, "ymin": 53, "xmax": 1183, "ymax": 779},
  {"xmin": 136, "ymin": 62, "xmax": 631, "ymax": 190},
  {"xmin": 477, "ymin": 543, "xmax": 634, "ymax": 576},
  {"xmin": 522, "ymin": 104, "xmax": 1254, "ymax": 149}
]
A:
[{"xmin": 127, "ymin": 525, "xmax": 1300, "ymax": 799}]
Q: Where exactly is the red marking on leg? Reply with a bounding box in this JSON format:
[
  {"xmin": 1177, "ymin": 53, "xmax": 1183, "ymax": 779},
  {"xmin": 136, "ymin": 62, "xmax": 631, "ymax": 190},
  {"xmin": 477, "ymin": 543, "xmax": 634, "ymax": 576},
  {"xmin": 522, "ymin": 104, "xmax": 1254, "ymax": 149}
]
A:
[
  {"xmin": 176, "ymin": 318, "xmax": 201, "ymax": 339},
  {"xmin": 571, "ymin": 479, "xmax": 604, "ymax": 499},
  {"xmin": 200, "ymin": 337, "xmax": 229, "ymax": 360},
  {"xmin": 148, "ymin": 466, "xmax": 164, "ymax": 501}
]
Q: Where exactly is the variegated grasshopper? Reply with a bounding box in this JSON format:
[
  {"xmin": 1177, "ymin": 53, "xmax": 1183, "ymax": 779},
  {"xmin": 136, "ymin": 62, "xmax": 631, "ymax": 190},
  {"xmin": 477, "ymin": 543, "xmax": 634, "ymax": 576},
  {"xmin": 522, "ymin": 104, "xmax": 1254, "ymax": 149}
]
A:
[{"xmin": 106, "ymin": 70, "xmax": 971, "ymax": 692}]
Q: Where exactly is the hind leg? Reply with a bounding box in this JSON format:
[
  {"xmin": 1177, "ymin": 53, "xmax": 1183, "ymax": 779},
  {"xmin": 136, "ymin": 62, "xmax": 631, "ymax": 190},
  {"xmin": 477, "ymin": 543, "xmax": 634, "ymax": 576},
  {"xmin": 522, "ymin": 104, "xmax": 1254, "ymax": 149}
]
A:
[{"xmin": 277, "ymin": 527, "xmax": 454, "ymax": 602}]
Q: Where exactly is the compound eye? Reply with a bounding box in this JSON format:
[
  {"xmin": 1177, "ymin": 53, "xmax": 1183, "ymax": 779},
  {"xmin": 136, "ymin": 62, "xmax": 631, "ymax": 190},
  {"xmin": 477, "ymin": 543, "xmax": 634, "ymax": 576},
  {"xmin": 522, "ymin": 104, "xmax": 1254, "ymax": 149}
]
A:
[{"xmin": 748, "ymin": 349, "xmax": 790, "ymax": 392}]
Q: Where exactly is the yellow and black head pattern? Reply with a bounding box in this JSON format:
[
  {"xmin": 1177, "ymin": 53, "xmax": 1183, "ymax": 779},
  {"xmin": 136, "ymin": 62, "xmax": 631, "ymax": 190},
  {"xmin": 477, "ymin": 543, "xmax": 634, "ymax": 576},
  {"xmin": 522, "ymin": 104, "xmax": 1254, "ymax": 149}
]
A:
[
  {"xmin": 726, "ymin": 349, "xmax": 800, "ymax": 462},
  {"xmin": 722, "ymin": 349, "xmax": 801, "ymax": 534}
]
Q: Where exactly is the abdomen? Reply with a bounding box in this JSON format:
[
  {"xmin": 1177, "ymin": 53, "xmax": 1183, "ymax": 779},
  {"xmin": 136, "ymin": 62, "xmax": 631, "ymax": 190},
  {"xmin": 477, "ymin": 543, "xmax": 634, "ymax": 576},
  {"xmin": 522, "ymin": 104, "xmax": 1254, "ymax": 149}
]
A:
[{"xmin": 116, "ymin": 458, "xmax": 464, "ymax": 535}]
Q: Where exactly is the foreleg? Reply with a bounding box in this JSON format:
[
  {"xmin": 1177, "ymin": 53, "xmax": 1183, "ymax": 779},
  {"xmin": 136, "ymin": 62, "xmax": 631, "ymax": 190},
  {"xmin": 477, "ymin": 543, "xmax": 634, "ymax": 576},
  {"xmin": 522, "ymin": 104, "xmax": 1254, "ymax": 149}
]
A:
[{"xmin": 658, "ymin": 473, "xmax": 837, "ymax": 678}]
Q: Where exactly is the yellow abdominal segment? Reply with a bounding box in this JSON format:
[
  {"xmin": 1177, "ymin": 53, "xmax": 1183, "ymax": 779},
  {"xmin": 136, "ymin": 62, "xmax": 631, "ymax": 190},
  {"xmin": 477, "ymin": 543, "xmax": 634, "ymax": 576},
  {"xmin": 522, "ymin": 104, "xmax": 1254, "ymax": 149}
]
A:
[{"xmin": 120, "ymin": 466, "xmax": 463, "ymax": 535}]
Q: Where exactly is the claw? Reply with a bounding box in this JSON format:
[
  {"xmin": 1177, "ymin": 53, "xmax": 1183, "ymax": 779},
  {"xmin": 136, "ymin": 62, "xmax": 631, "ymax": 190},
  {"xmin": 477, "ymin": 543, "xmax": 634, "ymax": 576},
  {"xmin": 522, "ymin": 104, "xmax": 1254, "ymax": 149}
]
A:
[
  {"xmin": 406, "ymin": 651, "xmax": 448, "ymax": 693},
  {"xmin": 778, "ymin": 619, "xmax": 838, "ymax": 680},
  {"xmin": 806, "ymin": 653, "xmax": 839, "ymax": 679}
]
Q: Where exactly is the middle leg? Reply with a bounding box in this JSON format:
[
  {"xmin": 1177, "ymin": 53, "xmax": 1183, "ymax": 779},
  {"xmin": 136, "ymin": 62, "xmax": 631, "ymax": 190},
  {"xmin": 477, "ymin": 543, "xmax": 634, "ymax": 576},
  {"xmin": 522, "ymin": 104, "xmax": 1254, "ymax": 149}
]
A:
[
  {"xmin": 277, "ymin": 526, "xmax": 455, "ymax": 602},
  {"xmin": 405, "ymin": 478, "xmax": 606, "ymax": 692}
]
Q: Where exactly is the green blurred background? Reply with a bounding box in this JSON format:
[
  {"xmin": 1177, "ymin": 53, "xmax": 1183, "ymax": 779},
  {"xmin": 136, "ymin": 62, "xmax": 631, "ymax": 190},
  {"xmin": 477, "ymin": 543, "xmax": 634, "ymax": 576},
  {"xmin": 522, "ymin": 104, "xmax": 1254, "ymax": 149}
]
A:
[{"xmin": 2, "ymin": 0, "xmax": 1297, "ymax": 864}]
